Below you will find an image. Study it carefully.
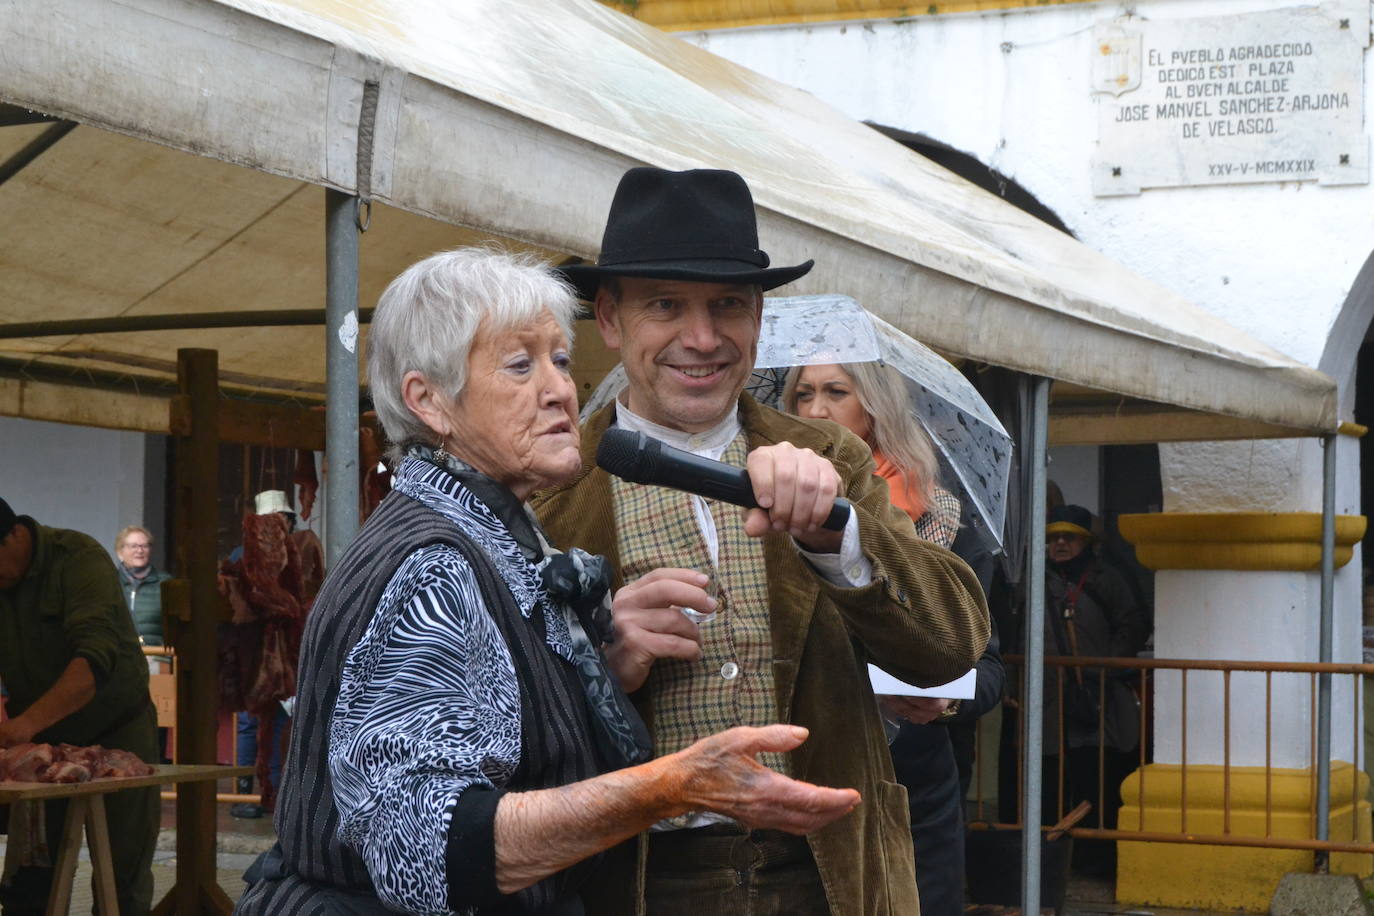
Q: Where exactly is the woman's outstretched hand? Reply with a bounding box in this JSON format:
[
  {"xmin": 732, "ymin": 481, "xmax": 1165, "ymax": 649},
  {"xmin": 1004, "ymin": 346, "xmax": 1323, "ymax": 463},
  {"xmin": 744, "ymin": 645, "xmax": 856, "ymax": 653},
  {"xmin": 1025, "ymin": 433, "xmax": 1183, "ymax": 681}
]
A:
[
  {"xmin": 665, "ymin": 725, "xmax": 861, "ymax": 834},
  {"xmin": 494, "ymin": 724, "xmax": 858, "ymax": 894}
]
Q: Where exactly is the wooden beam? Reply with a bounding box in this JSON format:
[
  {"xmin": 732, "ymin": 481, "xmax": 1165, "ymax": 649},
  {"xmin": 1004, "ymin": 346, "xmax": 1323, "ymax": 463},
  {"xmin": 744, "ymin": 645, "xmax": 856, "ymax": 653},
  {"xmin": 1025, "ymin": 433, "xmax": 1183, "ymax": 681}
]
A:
[
  {"xmin": 171, "ymin": 349, "xmax": 220, "ymax": 914},
  {"xmin": 170, "ymin": 395, "xmax": 325, "ymax": 450},
  {"xmin": 0, "ymin": 377, "xmax": 169, "ymax": 434},
  {"xmin": 1049, "ymin": 407, "xmax": 1310, "ymax": 446}
]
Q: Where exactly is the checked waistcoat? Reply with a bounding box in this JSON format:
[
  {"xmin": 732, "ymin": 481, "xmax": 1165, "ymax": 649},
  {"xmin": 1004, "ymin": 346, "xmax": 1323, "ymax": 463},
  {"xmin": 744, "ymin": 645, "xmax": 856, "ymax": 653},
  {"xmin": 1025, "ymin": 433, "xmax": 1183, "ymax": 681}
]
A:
[{"xmin": 609, "ymin": 431, "xmax": 788, "ymax": 777}]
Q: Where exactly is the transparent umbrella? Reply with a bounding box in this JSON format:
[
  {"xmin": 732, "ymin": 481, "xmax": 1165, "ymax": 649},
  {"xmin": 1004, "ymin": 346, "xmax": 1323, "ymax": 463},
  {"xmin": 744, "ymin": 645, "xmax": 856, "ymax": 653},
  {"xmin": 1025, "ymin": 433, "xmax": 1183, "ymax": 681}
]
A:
[{"xmin": 582, "ymin": 294, "xmax": 1012, "ymax": 551}]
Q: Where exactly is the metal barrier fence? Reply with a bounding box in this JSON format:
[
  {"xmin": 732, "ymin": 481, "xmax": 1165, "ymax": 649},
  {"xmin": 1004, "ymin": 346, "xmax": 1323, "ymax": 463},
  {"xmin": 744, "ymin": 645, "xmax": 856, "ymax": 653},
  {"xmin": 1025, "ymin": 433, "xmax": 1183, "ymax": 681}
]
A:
[
  {"xmin": 991, "ymin": 654, "xmax": 1374, "ymax": 855},
  {"xmin": 147, "ymin": 644, "xmax": 1374, "ymax": 840}
]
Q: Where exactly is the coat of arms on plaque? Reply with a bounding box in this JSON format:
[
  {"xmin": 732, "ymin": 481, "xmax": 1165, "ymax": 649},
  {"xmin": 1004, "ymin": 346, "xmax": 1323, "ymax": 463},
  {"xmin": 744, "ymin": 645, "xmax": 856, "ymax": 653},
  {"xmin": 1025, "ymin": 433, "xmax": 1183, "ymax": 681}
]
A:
[{"xmin": 1093, "ymin": 22, "xmax": 1142, "ymax": 96}]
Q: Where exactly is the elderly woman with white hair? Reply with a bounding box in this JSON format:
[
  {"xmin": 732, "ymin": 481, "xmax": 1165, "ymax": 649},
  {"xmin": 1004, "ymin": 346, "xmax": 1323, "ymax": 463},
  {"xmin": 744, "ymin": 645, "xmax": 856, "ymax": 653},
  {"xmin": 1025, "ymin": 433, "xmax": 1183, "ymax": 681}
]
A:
[{"xmin": 235, "ymin": 248, "xmax": 858, "ymax": 916}]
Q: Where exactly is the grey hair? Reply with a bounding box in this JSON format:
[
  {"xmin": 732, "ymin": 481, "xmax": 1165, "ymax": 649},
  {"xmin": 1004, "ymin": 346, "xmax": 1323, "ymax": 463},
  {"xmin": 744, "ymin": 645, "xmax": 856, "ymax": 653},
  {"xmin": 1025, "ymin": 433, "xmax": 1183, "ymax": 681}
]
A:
[
  {"xmin": 368, "ymin": 247, "xmax": 579, "ymax": 461},
  {"xmin": 783, "ymin": 361, "xmax": 939, "ymax": 509}
]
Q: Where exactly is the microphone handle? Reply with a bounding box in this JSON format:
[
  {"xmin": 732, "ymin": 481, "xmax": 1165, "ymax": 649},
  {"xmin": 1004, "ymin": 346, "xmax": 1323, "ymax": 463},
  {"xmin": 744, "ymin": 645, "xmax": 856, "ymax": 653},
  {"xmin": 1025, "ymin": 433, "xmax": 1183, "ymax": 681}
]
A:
[
  {"xmin": 655, "ymin": 446, "xmax": 852, "ymax": 532},
  {"xmin": 815, "ymin": 497, "xmax": 853, "ymax": 532}
]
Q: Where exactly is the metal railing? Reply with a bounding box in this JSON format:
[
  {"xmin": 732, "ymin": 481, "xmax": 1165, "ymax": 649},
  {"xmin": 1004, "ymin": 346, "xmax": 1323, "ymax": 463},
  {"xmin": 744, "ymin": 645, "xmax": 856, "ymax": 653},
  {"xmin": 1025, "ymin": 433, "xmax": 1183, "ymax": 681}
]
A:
[{"xmin": 988, "ymin": 653, "xmax": 1374, "ymax": 855}]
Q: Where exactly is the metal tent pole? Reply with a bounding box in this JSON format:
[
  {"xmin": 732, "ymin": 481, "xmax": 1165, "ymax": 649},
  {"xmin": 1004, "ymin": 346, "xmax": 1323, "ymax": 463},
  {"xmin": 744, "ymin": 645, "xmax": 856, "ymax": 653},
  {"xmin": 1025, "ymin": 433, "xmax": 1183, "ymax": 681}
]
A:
[
  {"xmin": 325, "ymin": 189, "xmax": 361, "ymax": 563},
  {"xmin": 1022, "ymin": 375, "xmax": 1051, "ymax": 913},
  {"xmin": 1315, "ymin": 433, "xmax": 1337, "ymax": 872}
]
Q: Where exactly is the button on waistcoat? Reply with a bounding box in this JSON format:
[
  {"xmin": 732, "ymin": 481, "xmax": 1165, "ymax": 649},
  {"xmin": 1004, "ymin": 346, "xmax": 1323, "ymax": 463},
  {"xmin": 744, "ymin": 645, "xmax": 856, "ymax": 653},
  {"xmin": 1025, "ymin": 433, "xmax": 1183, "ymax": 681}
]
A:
[{"xmin": 610, "ymin": 432, "xmax": 786, "ymax": 776}]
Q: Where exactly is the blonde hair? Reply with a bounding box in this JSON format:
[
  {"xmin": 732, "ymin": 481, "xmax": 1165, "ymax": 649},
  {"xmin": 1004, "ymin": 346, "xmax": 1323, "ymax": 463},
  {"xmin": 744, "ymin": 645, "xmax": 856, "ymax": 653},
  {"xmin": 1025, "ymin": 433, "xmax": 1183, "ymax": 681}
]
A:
[
  {"xmin": 115, "ymin": 525, "xmax": 153, "ymax": 552},
  {"xmin": 783, "ymin": 361, "xmax": 939, "ymax": 509}
]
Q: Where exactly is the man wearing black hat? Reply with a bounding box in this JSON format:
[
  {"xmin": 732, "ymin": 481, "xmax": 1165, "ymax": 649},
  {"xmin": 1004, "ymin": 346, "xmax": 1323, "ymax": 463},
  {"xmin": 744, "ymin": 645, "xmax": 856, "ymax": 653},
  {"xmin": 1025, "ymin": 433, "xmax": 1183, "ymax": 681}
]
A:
[
  {"xmin": 0, "ymin": 499, "xmax": 160, "ymax": 914},
  {"xmin": 534, "ymin": 168, "xmax": 989, "ymax": 915},
  {"xmin": 1041, "ymin": 504, "xmax": 1149, "ymax": 878}
]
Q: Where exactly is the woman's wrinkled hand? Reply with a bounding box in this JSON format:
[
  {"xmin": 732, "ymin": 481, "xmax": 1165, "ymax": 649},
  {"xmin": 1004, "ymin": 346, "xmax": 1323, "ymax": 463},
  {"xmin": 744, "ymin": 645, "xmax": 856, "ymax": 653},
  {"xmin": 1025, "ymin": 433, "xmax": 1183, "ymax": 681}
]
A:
[{"xmin": 665, "ymin": 725, "xmax": 861, "ymax": 835}]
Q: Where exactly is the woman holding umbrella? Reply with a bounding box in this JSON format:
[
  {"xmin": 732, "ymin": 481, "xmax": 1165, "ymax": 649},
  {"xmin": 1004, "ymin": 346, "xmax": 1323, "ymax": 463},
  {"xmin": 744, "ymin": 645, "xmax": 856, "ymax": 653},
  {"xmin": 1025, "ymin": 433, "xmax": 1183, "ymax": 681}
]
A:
[
  {"xmin": 785, "ymin": 360, "xmax": 958, "ymax": 546},
  {"xmin": 785, "ymin": 359, "xmax": 1005, "ymax": 916}
]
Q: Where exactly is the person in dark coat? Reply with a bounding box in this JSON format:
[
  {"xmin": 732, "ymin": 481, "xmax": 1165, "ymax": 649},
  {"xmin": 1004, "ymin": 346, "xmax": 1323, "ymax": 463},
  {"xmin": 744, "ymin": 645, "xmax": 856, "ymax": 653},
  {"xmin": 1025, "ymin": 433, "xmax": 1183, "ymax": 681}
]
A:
[
  {"xmin": 1040, "ymin": 504, "xmax": 1149, "ymax": 877},
  {"xmin": 888, "ymin": 621, "xmax": 1004, "ymax": 916}
]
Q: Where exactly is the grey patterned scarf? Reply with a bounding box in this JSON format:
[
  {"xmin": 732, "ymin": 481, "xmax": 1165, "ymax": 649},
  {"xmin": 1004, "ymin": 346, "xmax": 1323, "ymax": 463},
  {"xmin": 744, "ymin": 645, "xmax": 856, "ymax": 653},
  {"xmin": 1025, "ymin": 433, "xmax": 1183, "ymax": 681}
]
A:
[{"xmin": 419, "ymin": 446, "xmax": 651, "ymax": 769}]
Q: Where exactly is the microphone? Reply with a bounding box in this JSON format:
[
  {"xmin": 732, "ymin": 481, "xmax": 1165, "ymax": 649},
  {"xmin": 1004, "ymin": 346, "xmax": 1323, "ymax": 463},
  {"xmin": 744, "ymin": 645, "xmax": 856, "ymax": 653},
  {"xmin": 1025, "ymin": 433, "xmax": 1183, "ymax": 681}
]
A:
[{"xmin": 596, "ymin": 428, "xmax": 851, "ymax": 532}]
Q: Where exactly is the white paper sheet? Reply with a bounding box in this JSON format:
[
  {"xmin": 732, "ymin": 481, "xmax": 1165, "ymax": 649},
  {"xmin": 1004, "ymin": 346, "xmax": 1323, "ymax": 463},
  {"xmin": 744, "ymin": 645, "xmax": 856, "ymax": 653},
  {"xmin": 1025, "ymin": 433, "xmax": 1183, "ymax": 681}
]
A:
[{"xmin": 867, "ymin": 665, "xmax": 977, "ymax": 699}]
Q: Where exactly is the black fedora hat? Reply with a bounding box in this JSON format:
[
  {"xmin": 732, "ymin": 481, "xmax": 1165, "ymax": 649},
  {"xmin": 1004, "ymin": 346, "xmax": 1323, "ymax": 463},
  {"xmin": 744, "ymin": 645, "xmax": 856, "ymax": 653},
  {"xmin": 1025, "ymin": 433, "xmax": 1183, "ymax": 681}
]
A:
[{"xmin": 557, "ymin": 167, "xmax": 813, "ymax": 302}]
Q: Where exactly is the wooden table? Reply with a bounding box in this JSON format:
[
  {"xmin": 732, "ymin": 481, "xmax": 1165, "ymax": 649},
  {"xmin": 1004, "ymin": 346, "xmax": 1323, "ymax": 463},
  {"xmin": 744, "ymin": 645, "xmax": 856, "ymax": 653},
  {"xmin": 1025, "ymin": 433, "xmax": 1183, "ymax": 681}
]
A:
[{"xmin": 0, "ymin": 764, "xmax": 251, "ymax": 915}]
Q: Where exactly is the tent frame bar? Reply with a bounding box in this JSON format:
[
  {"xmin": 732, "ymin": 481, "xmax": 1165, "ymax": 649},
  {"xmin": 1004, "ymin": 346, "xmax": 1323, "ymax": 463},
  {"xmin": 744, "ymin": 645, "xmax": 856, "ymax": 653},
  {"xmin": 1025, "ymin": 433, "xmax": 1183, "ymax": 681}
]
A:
[
  {"xmin": 1021, "ymin": 375, "xmax": 1050, "ymax": 914},
  {"xmin": 0, "ymin": 308, "xmax": 376, "ymax": 340},
  {"xmin": 0, "ymin": 119, "xmax": 74, "ymax": 188},
  {"xmin": 1315, "ymin": 433, "xmax": 1337, "ymax": 871}
]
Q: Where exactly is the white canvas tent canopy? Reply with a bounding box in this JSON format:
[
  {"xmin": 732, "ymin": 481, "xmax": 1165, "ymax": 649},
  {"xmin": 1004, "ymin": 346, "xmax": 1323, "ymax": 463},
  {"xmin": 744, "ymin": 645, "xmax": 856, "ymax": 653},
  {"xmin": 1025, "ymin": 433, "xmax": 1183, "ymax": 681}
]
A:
[{"xmin": 0, "ymin": 0, "xmax": 1337, "ymax": 442}]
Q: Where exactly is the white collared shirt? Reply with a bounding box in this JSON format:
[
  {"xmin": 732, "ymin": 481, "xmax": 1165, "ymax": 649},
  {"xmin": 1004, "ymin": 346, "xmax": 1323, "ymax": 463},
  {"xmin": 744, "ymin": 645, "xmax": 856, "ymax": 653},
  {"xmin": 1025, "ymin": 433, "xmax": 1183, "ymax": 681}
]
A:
[{"xmin": 612, "ymin": 402, "xmax": 872, "ymax": 587}]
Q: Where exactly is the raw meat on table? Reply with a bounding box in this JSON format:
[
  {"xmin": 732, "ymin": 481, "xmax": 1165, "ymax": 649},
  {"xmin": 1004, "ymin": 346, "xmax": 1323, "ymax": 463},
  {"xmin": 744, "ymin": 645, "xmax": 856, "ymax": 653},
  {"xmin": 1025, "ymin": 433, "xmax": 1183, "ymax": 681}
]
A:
[{"xmin": 0, "ymin": 742, "xmax": 153, "ymax": 784}]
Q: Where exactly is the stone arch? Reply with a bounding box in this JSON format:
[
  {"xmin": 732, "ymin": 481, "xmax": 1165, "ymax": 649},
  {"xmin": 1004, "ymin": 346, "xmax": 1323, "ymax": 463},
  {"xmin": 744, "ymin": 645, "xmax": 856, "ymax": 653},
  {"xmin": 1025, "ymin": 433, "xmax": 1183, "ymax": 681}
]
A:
[
  {"xmin": 1320, "ymin": 247, "xmax": 1374, "ymax": 417},
  {"xmin": 866, "ymin": 123, "xmax": 1074, "ymax": 237},
  {"xmin": 1323, "ymin": 250, "xmax": 1374, "ymax": 581}
]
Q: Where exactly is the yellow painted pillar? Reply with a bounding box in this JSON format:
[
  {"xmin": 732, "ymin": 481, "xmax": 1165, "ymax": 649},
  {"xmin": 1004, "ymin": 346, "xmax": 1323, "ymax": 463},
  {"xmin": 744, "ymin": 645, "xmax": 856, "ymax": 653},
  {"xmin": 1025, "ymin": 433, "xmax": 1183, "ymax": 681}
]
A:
[
  {"xmin": 1115, "ymin": 512, "xmax": 1369, "ymax": 913},
  {"xmin": 1117, "ymin": 763, "xmax": 1371, "ymax": 912}
]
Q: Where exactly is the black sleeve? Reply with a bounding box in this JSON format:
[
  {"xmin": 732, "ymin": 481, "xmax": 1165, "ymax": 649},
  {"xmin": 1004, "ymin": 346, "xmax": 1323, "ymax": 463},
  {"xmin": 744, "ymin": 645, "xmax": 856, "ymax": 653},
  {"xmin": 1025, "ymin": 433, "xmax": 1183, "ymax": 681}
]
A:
[
  {"xmin": 949, "ymin": 511, "xmax": 996, "ymax": 599},
  {"xmin": 949, "ymin": 615, "xmax": 1005, "ymax": 723},
  {"xmin": 445, "ymin": 784, "xmax": 509, "ymax": 910}
]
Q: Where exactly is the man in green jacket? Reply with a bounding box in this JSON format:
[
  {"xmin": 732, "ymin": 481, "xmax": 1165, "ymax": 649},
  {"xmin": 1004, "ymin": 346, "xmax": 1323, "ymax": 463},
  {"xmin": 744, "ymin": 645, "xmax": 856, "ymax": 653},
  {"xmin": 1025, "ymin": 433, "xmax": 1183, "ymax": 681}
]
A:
[
  {"xmin": 534, "ymin": 167, "xmax": 989, "ymax": 915},
  {"xmin": 0, "ymin": 498, "xmax": 160, "ymax": 914}
]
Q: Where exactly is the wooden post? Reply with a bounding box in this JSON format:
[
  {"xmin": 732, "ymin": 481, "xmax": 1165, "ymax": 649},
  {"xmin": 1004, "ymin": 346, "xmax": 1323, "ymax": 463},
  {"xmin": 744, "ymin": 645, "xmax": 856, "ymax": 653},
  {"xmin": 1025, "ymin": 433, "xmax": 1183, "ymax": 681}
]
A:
[{"xmin": 169, "ymin": 349, "xmax": 221, "ymax": 913}]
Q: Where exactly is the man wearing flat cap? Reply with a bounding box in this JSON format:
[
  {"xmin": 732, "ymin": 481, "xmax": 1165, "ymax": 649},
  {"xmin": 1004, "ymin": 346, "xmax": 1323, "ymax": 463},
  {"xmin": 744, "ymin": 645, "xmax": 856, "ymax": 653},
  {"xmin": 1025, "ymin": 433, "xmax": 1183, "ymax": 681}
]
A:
[
  {"xmin": 0, "ymin": 499, "xmax": 159, "ymax": 913},
  {"xmin": 1041, "ymin": 503, "xmax": 1148, "ymax": 878},
  {"xmin": 533, "ymin": 167, "xmax": 989, "ymax": 915}
]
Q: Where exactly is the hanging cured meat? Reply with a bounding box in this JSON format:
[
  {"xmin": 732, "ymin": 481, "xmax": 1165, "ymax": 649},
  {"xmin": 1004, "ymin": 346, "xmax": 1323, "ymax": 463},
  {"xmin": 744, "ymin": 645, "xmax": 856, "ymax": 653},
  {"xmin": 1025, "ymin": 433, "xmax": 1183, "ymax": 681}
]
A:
[
  {"xmin": 216, "ymin": 511, "xmax": 318, "ymax": 811},
  {"xmin": 359, "ymin": 423, "xmax": 392, "ymax": 521},
  {"xmin": 294, "ymin": 449, "xmax": 318, "ymax": 521}
]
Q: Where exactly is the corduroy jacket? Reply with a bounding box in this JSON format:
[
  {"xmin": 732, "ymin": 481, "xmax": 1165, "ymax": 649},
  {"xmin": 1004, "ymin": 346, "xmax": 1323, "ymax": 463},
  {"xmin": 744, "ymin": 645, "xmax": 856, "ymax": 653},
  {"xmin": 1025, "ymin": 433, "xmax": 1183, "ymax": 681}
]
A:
[{"xmin": 532, "ymin": 395, "xmax": 990, "ymax": 916}]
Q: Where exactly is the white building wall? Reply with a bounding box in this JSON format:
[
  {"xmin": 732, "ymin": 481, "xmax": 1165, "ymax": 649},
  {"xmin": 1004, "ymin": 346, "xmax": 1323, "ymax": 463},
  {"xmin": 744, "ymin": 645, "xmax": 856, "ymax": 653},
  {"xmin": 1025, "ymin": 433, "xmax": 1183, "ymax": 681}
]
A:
[
  {"xmin": 687, "ymin": 1, "xmax": 1371, "ymax": 387},
  {"xmin": 684, "ymin": 0, "xmax": 1374, "ymax": 769},
  {"xmin": 1048, "ymin": 445, "xmax": 1100, "ymax": 515},
  {"xmin": 0, "ymin": 416, "xmax": 146, "ymax": 561}
]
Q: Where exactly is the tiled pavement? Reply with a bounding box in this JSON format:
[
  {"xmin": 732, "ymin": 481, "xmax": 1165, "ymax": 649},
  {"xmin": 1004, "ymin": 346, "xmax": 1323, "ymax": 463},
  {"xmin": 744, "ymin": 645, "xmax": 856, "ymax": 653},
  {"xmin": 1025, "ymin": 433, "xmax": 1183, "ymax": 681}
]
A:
[{"xmin": 48, "ymin": 802, "xmax": 1274, "ymax": 915}]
